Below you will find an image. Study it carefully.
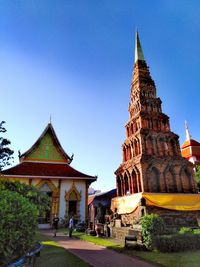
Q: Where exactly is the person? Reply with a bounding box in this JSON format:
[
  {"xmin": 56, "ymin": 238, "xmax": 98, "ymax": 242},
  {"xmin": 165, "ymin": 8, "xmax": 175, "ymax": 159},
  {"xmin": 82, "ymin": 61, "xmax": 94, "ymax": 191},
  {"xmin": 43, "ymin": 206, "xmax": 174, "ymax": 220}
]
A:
[
  {"xmin": 68, "ymin": 216, "xmax": 74, "ymax": 238},
  {"xmin": 52, "ymin": 214, "xmax": 59, "ymax": 237}
]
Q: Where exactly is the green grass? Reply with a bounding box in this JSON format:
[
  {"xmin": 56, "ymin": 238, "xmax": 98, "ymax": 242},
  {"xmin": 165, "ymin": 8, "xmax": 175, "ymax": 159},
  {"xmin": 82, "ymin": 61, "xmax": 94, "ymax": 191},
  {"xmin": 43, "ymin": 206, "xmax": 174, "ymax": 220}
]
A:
[
  {"xmin": 124, "ymin": 249, "xmax": 200, "ymax": 267},
  {"xmin": 70, "ymin": 231, "xmax": 123, "ymax": 248},
  {"xmin": 67, "ymin": 231, "xmax": 200, "ymax": 267},
  {"xmin": 34, "ymin": 232, "xmax": 90, "ymax": 267}
]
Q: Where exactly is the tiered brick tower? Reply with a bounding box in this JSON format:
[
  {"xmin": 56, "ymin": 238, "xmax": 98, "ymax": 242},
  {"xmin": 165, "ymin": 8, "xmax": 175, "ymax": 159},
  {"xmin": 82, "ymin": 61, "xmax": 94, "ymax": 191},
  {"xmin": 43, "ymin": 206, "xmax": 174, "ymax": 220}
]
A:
[{"xmin": 115, "ymin": 32, "xmax": 197, "ymax": 196}]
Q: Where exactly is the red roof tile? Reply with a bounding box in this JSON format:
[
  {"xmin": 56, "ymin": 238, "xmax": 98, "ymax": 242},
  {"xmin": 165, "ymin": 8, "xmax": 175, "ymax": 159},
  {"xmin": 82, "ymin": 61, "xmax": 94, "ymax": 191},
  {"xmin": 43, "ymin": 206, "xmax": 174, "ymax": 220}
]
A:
[
  {"xmin": 1, "ymin": 161, "xmax": 96, "ymax": 181},
  {"xmin": 181, "ymin": 139, "xmax": 200, "ymax": 149}
]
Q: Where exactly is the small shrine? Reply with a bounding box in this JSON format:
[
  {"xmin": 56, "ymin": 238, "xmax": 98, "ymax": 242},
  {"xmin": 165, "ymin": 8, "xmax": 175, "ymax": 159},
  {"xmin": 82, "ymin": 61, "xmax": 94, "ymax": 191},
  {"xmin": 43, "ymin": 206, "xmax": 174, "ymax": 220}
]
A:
[
  {"xmin": 0, "ymin": 122, "xmax": 97, "ymax": 228},
  {"xmin": 111, "ymin": 32, "xmax": 200, "ymax": 236},
  {"xmin": 181, "ymin": 121, "xmax": 200, "ymax": 165}
]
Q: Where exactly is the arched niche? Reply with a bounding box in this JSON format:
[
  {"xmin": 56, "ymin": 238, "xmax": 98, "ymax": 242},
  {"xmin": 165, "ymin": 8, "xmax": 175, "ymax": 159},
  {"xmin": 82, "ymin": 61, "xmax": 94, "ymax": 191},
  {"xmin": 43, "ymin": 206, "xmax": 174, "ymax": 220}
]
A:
[
  {"xmin": 164, "ymin": 166, "xmax": 177, "ymax": 192},
  {"xmin": 147, "ymin": 166, "xmax": 160, "ymax": 192},
  {"xmin": 124, "ymin": 172, "xmax": 130, "ymax": 195},
  {"xmin": 146, "ymin": 136, "xmax": 154, "ymax": 155},
  {"xmin": 180, "ymin": 167, "xmax": 192, "ymax": 193},
  {"xmin": 65, "ymin": 182, "xmax": 81, "ymax": 222},
  {"xmin": 131, "ymin": 167, "xmax": 142, "ymax": 193},
  {"xmin": 117, "ymin": 175, "xmax": 122, "ymax": 196},
  {"xmin": 169, "ymin": 139, "xmax": 177, "ymax": 156}
]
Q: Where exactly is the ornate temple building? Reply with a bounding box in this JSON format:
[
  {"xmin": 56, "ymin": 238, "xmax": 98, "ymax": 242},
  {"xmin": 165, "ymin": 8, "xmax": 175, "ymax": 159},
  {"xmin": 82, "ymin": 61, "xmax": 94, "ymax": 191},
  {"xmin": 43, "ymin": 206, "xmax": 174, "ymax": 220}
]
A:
[
  {"xmin": 181, "ymin": 122, "xmax": 200, "ymax": 165},
  {"xmin": 0, "ymin": 123, "xmax": 97, "ymax": 228},
  {"xmin": 111, "ymin": 32, "xmax": 200, "ymax": 228}
]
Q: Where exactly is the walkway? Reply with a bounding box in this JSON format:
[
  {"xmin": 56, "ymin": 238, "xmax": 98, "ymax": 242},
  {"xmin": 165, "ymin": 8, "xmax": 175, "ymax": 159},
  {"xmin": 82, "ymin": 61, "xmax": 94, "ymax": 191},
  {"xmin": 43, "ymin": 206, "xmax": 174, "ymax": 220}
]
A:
[{"xmin": 41, "ymin": 230, "xmax": 156, "ymax": 267}]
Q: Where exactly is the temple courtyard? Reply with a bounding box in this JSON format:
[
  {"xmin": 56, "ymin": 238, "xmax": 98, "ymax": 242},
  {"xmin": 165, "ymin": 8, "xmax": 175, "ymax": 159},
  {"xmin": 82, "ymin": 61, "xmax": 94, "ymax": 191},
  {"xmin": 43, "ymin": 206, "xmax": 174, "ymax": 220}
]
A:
[{"xmin": 34, "ymin": 230, "xmax": 200, "ymax": 267}]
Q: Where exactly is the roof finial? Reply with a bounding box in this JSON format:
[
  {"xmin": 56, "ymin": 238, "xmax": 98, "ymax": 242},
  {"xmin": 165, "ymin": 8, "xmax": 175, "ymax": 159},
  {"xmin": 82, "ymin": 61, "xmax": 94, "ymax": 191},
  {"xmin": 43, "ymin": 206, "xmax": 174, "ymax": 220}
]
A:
[
  {"xmin": 49, "ymin": 115, "xmax": 52, "ymax": 124},
  {"xmin": 185, "ymin": 120, "xmax": 191, "ymax": 140},
  {"xmin": 134, "ymin": 31, "xmax": 145, "ymax": 63}
]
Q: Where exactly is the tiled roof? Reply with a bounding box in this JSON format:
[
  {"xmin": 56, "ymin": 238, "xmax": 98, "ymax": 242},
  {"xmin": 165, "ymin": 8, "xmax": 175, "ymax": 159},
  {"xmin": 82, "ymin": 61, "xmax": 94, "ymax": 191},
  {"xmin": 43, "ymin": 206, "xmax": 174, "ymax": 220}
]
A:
[
  {"xmin": 181, "ymin": 139, "xmax": 200, "ymax": 149},
  {"xmin": 181, "ymin": 139, "xmax": 200, "ymax": 158},
  {"xmin": 1, "ymin": 161, "xmax": 96, "ymax": 180}
]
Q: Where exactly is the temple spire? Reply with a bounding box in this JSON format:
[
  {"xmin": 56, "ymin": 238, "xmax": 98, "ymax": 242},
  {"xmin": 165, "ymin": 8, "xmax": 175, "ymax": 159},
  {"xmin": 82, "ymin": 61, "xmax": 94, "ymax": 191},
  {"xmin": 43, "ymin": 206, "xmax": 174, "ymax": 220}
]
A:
[
  {"xmin": 134, "ymin": 31, "xmax": 145, "ymax": 63},
  {"xmin": 185, "ymin": 120, "xmax": 191, "ymax": 141}
]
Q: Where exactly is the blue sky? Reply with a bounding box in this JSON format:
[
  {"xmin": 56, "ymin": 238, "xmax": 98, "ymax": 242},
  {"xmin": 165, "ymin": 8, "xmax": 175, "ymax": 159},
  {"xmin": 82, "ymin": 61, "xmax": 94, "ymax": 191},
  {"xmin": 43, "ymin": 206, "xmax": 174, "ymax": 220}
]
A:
[{"xmin": 0, "ymin": 1, "xmax": 200, "ymax": 191}]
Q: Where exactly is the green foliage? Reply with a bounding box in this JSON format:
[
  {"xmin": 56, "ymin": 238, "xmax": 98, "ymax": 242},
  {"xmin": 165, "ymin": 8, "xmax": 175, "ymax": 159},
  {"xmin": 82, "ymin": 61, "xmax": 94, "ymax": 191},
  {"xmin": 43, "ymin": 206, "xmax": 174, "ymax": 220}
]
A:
[
  {"xmin": 0, "ymin": 181, "xmax": 50, "ymax": 265},
  {"xmin": 0, "ymin": 190, "xmax": 38, "ymax": 265},
  {"xmin": 154, "ymin": 233, "xmax": 200, "ymax": 252},
  {"xmin": 0, "ymin": 180, "xmax": 50, "ymax": 214},
  {"xmin": 179, "ymin": 227, "xmax": 200, "ymax": 235},
  {"xmin": 140, "ymin": 214, "xmax": 166, "ymax": 250},
  {"xmin": 179, "ymin": 227, "xmax": 193, "ymax": 234},
  {"xmin": 193, "ymin": 228, "xmax": 200, "ymax": 234},
  {"xmin": 0, "ymin": 121, "xmax": 14, "ymax": 170}
]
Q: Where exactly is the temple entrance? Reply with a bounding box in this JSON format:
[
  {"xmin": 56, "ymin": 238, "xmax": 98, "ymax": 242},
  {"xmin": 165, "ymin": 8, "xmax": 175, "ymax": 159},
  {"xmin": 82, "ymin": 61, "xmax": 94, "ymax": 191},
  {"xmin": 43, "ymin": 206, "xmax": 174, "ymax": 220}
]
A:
[
  {"xmin": 38, "ymin": 183, "xmax": 53, "ymax": 229},
  {"xmin": 65, "ymin": 183, "xmax": 81, "ymax": 224},
  {"xmin": 69, "ymin": 200, "xmax": 77, "ymax": 215}
]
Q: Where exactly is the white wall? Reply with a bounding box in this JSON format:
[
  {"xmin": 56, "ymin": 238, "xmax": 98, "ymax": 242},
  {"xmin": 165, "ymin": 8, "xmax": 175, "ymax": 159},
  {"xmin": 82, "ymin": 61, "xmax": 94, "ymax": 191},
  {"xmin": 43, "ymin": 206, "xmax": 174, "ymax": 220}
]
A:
[{"xmin": 59, "ymin": 179, "xmax": 86, "ymax": 222}]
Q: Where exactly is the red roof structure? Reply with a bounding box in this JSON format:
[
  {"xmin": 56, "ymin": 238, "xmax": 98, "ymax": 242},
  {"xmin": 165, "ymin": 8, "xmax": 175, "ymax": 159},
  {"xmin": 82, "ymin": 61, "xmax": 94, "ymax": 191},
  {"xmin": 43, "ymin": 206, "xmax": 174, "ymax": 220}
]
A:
[
  {"xmin": 181, "ymin": 122, "xmax": 200, "ymax": 165},
  {"xmin": 1, "ymin": 122, "xmax": 97, "ymax": 182},
  {"xmin": 1, "ymin": 161, "xmax": 96, "ymax": 180}
]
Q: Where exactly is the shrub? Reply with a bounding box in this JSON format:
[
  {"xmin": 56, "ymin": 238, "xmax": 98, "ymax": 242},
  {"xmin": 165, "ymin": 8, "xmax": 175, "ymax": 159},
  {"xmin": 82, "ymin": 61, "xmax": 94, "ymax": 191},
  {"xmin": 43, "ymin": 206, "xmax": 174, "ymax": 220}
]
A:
[
  {"xmin": 179, "ymin": 227, "xmax": 193, "ymax": 234},
  {"xmin": 140, "ymin": 214, "xmax": 166, "ymax": 250},
  {"xmin": 193, "ymin": 228, "xmax": 200, "ymax": 234},
  {"xmin": 0, "ymin": 190, "xmax": 38, "ymax": 266},
  {"xmin": 154, "ymin": 233, "xmax": 200, "ymax": 252},
  {"xmin": 0, "ymin": 180, "xmax": 50, "ymax": 214}
]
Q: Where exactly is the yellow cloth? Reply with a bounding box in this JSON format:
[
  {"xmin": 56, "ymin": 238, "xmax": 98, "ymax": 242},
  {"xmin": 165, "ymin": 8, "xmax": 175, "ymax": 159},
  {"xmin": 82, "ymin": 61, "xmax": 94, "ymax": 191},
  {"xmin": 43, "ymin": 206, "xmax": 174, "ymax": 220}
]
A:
[
  {"xmin": 111, "ymin": 193, "xmax": 200, "ymax": 214},
  {"xmin": 111, "ymin": 193, "xmax": 143, "ymax": 214}
]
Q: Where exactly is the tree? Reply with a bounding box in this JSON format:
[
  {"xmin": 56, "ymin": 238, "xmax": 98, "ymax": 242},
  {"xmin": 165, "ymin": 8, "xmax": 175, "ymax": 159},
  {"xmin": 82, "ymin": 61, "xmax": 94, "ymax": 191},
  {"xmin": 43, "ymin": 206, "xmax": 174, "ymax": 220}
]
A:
[
  {"xmin": 0, "ymin": 181, "xmax": 50, "ymax": 265},
  {"xmin": 0, "ymin": 180, "xmax": 50, "ymax": 214},
  {"xmin": 0, "ymin": 121, "xmax": 14, "ymax": 170},
  {"xmin": 0, "ymin": 190, "xmax": 38, "ymax": 266}
]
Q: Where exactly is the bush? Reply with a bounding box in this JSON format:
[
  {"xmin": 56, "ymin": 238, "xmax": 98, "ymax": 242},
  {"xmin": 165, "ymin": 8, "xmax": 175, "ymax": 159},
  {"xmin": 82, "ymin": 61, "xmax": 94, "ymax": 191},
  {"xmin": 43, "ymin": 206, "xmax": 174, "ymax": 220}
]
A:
[
  {"xmin": 154, "ymin": 233, "xmax": 200, "ymax": 252},
  {"xmin": 179, "ymin": 227, "xmax": 193, "ymax": 234},
  {"xmin": 0, "ymin": 190, "xmax": 38, "ymax": 266},
  {"xmin": 0, "ymin": 180, "xmax": 50, "ymax": 214},
  {"xmin": 193, "ymin": 228, "xmax": 200, "ymax": 234},
  {"xmin": 140, "ymin": 214, "xmax": 166, "ymax": 250}
]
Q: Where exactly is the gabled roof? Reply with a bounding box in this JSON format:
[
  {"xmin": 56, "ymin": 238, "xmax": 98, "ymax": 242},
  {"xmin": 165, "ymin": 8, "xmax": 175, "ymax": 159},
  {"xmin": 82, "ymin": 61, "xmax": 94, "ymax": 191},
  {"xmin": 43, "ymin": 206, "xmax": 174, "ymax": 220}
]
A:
[
  {"xmin": 181, "ymin": 139, "xmax": 200, "ymax": 149},
  {"xmin": 181, "ymin": 139, "xmax": 200, "ymax": 159},
  {"xmin": 1, "ymin": 161, "xmax": 97, "ymax": 181},
  {"xmin": 88, "ymin": 189, "xmax": 116, "ymax": 206},
  {"xmin": 20, "ymin": 123, "xmax": 73, "ymax": 164}
]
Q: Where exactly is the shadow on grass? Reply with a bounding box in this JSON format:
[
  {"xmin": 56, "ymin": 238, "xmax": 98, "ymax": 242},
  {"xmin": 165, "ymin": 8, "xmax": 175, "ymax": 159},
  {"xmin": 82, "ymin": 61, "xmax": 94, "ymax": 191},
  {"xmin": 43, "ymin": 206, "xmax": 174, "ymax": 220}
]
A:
[
  {"xmin": 35, "ymin": 234, "xmax": 90, "ymax": 267},
  {"xmin": 67, "ymin": 231, "xmax": 200, "ymax": 267}
]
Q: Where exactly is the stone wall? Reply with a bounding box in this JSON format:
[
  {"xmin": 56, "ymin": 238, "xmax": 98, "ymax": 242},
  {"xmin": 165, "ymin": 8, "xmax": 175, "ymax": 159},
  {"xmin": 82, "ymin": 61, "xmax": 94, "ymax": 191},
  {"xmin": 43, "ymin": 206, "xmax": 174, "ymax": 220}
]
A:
[{"xmin": 147, "ymin": 206, "xmax": 200, "ymax": 228}]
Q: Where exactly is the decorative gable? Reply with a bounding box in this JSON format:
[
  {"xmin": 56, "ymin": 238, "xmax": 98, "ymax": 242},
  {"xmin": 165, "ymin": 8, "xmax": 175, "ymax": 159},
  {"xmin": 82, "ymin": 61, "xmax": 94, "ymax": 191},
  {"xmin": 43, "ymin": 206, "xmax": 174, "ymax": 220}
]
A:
[
  {"xmin": 25, "ymin": 132, "xmax": 66, "ymax": 162},
  {"xmin": 20, "ymin": 123, "xmax": 73, "ymax": 164}
]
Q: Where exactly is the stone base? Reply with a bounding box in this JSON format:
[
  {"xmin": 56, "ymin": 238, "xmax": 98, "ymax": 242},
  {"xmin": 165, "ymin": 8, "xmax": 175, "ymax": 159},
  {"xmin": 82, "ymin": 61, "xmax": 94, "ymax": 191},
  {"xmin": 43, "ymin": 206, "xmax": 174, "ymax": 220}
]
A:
[
  {"xmin": 120, "ymin": 205, "xmax": 200, "ymax": 229},
  {"xmin": 147, "ymin": 206, "xmax": 200, "ymax": 229},
  {"xmin": 38, "ymin": 223, "xmax": 51, "ymax": 229}
]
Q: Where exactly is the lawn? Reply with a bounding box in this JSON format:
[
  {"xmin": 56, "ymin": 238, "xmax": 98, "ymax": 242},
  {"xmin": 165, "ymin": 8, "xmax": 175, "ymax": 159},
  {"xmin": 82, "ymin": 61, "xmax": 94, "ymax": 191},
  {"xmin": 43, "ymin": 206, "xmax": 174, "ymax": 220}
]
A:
[
  {"xmin": 34, "ymin": 232, "xmax": 90, "ymax": 267},
  {"xmin": 69, "ymin": 231, "xmax": 200, "ymax": 267},
  {"xmin": 124, "ymin": 249, "xmax": 200, "ymax": 267}
]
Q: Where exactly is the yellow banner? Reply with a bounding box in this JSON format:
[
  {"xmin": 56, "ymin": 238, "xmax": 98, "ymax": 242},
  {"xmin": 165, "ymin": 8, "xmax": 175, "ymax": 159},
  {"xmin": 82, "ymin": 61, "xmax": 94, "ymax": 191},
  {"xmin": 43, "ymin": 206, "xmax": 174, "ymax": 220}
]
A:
[
  {"xmin": 111, "ymin": 193, "xmax": 143, "ymax": 214},
  {"xmin": 111, "ymin": 193, "xmax": 200, "ymax": 214}
]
